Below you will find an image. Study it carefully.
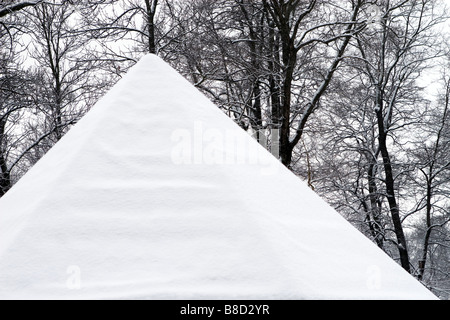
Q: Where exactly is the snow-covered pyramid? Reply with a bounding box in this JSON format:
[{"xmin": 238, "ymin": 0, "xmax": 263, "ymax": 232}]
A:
[{"xmin": 0, "ymin": 55, "xmax": 436, "ymax": 300}]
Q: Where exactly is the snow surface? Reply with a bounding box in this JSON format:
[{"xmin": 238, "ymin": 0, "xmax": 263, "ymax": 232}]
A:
[{"xmin": 0, "ymin": 54, "xmax": 437, "ymax": 300}]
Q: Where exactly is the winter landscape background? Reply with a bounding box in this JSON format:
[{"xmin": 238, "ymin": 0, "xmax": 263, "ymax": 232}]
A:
[{"xmin": 0, "ymin": 0, "xmax": 449, "ymax": 299}]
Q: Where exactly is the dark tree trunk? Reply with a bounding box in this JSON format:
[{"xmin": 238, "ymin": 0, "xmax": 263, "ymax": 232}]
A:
[
  {"xmin": 0, "ymin": 159, "xmax": 11, "ymax": 197},
  {"xmin": 279, "ymin": 58, "xmax": 295, "ymax": 167},
  {"xmin": 267, "ymin": 20, "xmax": 281, "ymax": 132},
  {"xmin": 367, "ymin": 162, "xmax": 384, "ymax": 249},
  {"xmin": 266, "ymin": 15, "xmax": 282, "ymax": 158},
  {"xmin": 245, "ymin": 7, "xmax": 263, "ymax": 142},
  {"xmin": 145, "ymin": 0, "xmax": 158, "ymax": 54},
  {"xmin": 0, "ymin": 119, "xmax": 11, "ymax": 197},
  {"xmin": 376, "ymin": 101, "xmax": 410, "ymax": 273},
  {"xmin": 418, "ymin": 177, "xmax": 433, "ymax": 281},
  {"xmin": 252, "ymin": 80, "xmax": 263, "ymax": 141},
  {"xmin": 54, "ymin": 93, "xmax": 63, "ymax": 141}
]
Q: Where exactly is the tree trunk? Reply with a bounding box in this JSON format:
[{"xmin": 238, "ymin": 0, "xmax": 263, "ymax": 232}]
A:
[
  {"xmin": 279, "ymin": 59, "xmax": 295, "ymax": 167},
  {"xmin": 376, "ymin": 103, "xmax": 410, "ymax": 273},
  {"xmin": 144, "ymin": 0, "xmax": 157, "ymax": 54},
  {"xmin": 367, "ymin": 162, "xmax": 384, "ymax": 249},
  {"xmin": 418, "ymin": 176, "xmax": 433, "ymax": 281},
  {"xmin": 266, "ymin": 16, "xmax": 281, "ymax": 158},
  {"xmin": 0, "ymin": 119, "xmax": 11, "ymax": 197},
  {"xmin": 246, "ymin": 10, "xmax": 263, "ymax": 142}
]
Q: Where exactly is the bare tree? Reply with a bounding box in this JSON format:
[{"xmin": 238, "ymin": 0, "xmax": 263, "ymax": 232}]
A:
[
  {"xmin": 26, "ymin": 1, "xmax": 107, "ymax": 145},
  {"xmin": 0, "ymin": 2, "xmax": 35, "ymax": 196},
  {"xmin": 408, "ymin": 73, "xmax": 450, "ymax": 287},
  {"xmin": 0, "ymin": 14, "xmax": 46, "ymax": 196},
  {"xmin": 79, "ymin": 0, "xmax": 162, "ymax": 69},
  {"xmin": 307, "ymin": 73, "xmax": 388, "ymax": 250},
  {"xmin": 352, "ymin": 0, "xmax": 445, "ymax": 273},
  {"xmin": 261, "ymin": 0, "xmax": 365, "ymax": 167}
]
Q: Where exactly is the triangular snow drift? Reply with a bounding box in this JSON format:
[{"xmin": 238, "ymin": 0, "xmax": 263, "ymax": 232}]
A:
[{"xmin": 0, "ymin": 55, "xmax": 436, "ymax": 300}]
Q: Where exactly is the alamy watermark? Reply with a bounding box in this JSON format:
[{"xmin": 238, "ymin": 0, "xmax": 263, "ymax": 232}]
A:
[
  {"xmin": 366, "ymin": 265, "xmax": 382, "ymax": 291},
  {"xmin": 170, "ymin": 122, "xmax": 280, "ymax": 175},
  {"xmin": 66, "ymin": 265, "xmax": 82, "ymax": 290}
]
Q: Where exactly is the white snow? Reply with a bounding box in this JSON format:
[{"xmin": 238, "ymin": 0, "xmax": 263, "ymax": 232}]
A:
[{"xmin": 0, "ymin": 54, "xmax": 437, "ymax": 300}]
